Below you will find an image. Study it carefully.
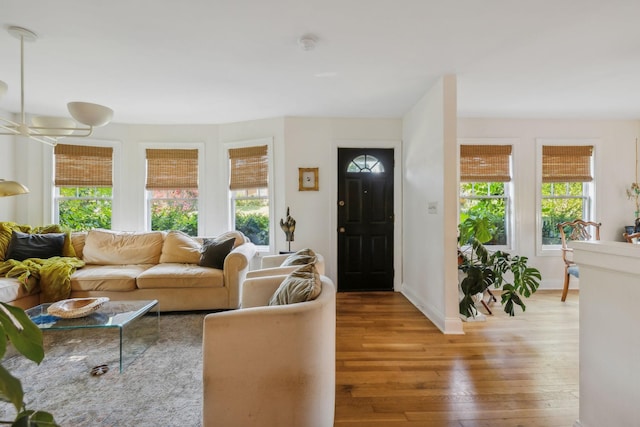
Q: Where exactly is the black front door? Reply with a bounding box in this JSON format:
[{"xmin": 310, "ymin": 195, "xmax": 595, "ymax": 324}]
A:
[{"xmin": 337, "ymin": 148, "xmax": 394, "ymax": 291}]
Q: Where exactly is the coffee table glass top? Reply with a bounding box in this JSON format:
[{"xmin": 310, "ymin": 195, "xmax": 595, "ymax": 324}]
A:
[{"xmin": 26, "ymin": 300, "xmax": 158, "ymax": 330}]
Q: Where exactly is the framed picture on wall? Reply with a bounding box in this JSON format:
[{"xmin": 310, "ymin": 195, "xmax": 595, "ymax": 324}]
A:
[{"xmin": 299, "ymin": 167, "xmax": 319, "ymax": 191}]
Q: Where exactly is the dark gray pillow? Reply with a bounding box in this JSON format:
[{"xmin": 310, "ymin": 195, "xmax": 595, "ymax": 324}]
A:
[
  {"xmin": 268, "ymin": 263, "xmax": 322, "ymax": 306},
  {"xmin": 199, "ymin": 237, "xmax": 235, "ymax": 269},
  {"xmin": 5, "ymin": 230, "xmax": 65, "ymax": 261},
  {"xmin": 280, "ymin": 248, "xmax": 317, "ymax": 267}
]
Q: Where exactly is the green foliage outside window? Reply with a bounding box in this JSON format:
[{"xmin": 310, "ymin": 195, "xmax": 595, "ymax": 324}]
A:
[
  {"xmin": 541, "ymin": 182, "xmax": 586, "ymax": 245},
  {"xmin": 234, "ymin": 198, "xmax": 269, "ymax": 245},
  {"xmin": 150, "ymin": 199, "xmax": 198, "ymax": 236},
  {"xmin": 148, "ymin": 190, "xmax": 198, "ymax": 236},
  {"xmin": 58, "ymin": 187, "xmax": 112, "ymax": 231},
  {"xmin": 459, "ymin": 182, "xmax": 507, "ymax": 245}
]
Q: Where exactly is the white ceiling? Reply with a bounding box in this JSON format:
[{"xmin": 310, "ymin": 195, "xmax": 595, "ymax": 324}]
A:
[{"xmin": 2, "ymin": 0, "xmax": 640, "ymax": 125}]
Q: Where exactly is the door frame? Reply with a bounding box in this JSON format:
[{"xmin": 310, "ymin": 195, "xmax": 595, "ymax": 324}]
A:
[{"xmin": 331, "ymin": 139, "xmax": 403, "ymax": 291}]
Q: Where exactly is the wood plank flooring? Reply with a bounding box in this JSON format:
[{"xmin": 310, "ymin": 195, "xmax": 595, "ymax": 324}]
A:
[{"xmin": 334, "ymin": 290, "xmax": 579, "ymax": 427}]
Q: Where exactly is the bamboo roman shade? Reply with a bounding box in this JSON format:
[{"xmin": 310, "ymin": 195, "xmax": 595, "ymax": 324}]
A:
[
  {"xmin": 146, "ymin": 149, "xmax": 199, "ymax": 190},
  {"xmin": 460, "ymin": 145, "xmax": 512, "ymax": 182},
  {"xmin": 228, "ymin": 145, "xmax": 268, "ymax": 190},
  {"xmin": 542, "ymin": 145, "xmax": 593, "ymax": 182},
  {"xmin": 54, "ymin": 144, "xmax": 113, "ymax": 187}
]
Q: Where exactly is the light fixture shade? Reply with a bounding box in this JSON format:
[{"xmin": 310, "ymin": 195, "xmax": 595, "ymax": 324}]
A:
[
  {"xmin": 31, "ymin": 116, "xmax": 76, "ymax": 136},
  {"xmin": 67, "ymin": 102, "xmax": 114, "ymax": 127},
  {"xmin": 0, "ymin": 80, "xmax": 7, "ymax": 98},
  {"xmin": 0, "ymin": 179, "xmax": 29, "ymax": 197}
]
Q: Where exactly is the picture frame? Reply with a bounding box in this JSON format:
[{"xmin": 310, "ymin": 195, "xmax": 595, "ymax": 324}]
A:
[{"xmin": 298, "ymin": 167, "xmax": 319, "ymax": 191}]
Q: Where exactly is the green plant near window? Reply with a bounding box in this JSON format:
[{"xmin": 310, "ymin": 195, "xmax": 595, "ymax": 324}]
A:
[
  {"xmin": 0, "ymin": 303, "xmax": 58, "ymax": 426},
  {"xmin": 458, "ymin": 217, "xmax": 541, "ymax": 317},
  {"xmin": 235, "ymin": 212, "xmax": 269, "ymax": 245}
]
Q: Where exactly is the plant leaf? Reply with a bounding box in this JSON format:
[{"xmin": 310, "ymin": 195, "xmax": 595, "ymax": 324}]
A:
[
  {"xmin": 0, "ymin": 363, "xmax": 23, "ymax": 412},
  {"xmin": 0, "ymin": 303, "xmax": 43, "ymax": 364}
]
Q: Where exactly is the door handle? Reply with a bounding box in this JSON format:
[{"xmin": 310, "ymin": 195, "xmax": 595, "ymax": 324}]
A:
[{"xmin": 339, "ymin": 227, "xmax": 345, "ymax": 233}]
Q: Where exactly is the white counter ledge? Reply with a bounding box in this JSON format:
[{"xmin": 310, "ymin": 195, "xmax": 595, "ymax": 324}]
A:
[{"xmin": 571, "ymin": 240, "xmax": 640, "ymax": 427}]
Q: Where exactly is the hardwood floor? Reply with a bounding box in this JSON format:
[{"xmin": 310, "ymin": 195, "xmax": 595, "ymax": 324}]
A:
[{"xmin": 334, "ymin": 290, "xmax": 579, "ymax": 427}]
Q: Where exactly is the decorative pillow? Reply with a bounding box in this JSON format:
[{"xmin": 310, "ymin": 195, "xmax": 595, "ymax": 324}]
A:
[
  {"xmin": 281, "ymin": 248, "xmax": 317, "ymax": 267},
  {"xmin": 199, "ymin": 237, "xmax": 236, "ymax": 269},
  {"xmin": 5, "ymin": 230, "xmax": 65, "ymax": 261},
  {"xmin": 82, "ymin": 229, "xmax": 165, "ymax": 265},
  {"xmin": 268, "ymin": 263, "xmax": 322, "ymax": 306},
  {"xmin": 159, "ymin": 230, "xmax": 202, "ymax": 264}
]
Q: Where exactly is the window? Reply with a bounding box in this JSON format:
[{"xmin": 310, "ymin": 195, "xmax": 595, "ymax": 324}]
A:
[
  {"xmin": 540, "ymin": 145, "xmax": 594, "ymax": 246},
  {"xmin": 146, "ymin": 149, "xmax": 199, "ymax": 236},
  {"xmin": 54, "ymin": 144, "xmax": 113, "ymax": 231},
  {"xmin": 347, "ymin": 154, "xmax": 385, "ymax": 173},
  {"xmin": 459, "ymin": 144, "xmax": 512, "ymax": 246},
  {"xmin": 228, "ymin": 145, "xmax": 270, "ymax": 247}
]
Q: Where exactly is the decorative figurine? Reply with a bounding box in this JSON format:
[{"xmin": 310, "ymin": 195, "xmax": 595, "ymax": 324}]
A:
[{"xmin": 279, "ymin": 207, "xmax": 296, "ymax": 252}]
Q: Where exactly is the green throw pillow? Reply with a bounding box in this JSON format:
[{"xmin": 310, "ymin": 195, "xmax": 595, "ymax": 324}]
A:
[{"xmin": 268, "ymin": 263, "xmax": 322, "ymax": 306}]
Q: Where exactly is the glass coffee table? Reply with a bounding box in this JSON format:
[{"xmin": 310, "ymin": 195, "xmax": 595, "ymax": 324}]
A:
[{"xmin": 26, "ymin": 299, "xmax": 159, "ymax": 373}]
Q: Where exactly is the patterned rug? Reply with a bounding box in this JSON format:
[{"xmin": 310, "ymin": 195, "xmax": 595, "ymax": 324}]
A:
[{"xmin": 0, "ymin": 312, "xmax": 206, "ymax": 427}]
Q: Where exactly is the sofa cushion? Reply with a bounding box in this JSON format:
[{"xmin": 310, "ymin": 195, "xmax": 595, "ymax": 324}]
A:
[
  {"xmin": 280, "ymin": 248, "xmax": 317, "ymax": 267},
  {"xmin": 71, "ymin": 232, "xmax": 87, "ymax": 260},
  {"xmin": 83, "ymin": 229, "xmax": 164, "ymax": 265},
  {"xmin": 0, "ymin": 276, "xmax": 39, "ymax": 303},
  {"xmin": 70, "ymin": 264, "xmax": 152, "ymax": 292},
  {"xmin": 268, "ymin": 263, "xmax": 321, "ymax": 306},
  {"xmin": 199, "ymin": 238, "xmax": 235, "ymax": 269},
  {"xmin": 212, "ymin": 230, "xmax": 247, "ymax": 248},
  {"xmin": 137, "ymin": 263, "xmax": 225, "ymax": 289},
  {"xmin": 5, "ymin": 231, "xmax": 65, "ymax": 261},
  {"xmin": 159, "ymin": 230, "xmax": 201, "ymax": 264}
]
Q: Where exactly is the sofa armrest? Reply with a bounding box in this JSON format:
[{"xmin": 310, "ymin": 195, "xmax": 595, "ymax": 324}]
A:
[
  {"xmin": 246, "ymin": 266, "xmax": 299, "ymax": 280},
  {"xmin": 241, "ymin": 274, "xmax": 288, "ymax": 308},
  {"xmin": 202, "ymin": 277, "xmax": 336, "ymax": 427},
  {"xmin": 258, "ymin": 253, "xmax": 325, "ymax": 275},
  {"xmin": 223, "ymin": 242, "xmax": 257, "ymax": 308},
  {"xmin": 260, "ymin": 254, "xmax": 289, "ymax": 268}
]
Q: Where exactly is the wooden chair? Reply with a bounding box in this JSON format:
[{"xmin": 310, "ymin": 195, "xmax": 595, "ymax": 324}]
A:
[
  {"xmin": 557, "ymin": 220, "xmax": 601, "ymax": 302},
  {"xmin": 623, "ymin": 232, "xmax": 640, "ymax": 243}
]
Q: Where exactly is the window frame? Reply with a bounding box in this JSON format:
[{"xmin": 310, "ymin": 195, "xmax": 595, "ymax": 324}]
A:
[
  {"xmin": 52, "ymin": 140, "xmax": 118, "ymax": 230},
  {"xmin": 458, "ymin": 139, "xmax": 517, "ymax": 251},
  {"xmin": 223, "ymin": 137, "xmax": 274, "ymax": 253},
  {"xmin": 536, "ymin": 138, "xmax": 599, "ymax": 256},
  {"xmin": 142, "ymin": 143, "xmax": 204, "ymax": 236}
]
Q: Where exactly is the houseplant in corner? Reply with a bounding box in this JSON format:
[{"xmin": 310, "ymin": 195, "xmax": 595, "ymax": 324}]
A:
[{"xmin": 458, "ymin": 215, "xmax": 542, "ymax": 318}]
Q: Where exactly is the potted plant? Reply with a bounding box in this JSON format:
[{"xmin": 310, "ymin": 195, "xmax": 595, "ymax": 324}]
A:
[
  {"xmin": 458, "ymin": 216, "xmax": 542, "ymax": 318},
  {"xmin": 0, "ymin": 303, "xmax": 58, "ymax": 426},
  {"xmin": 624, "ymin": 139, "xmax": 640, "ymax": 234},
  {"xmin": 625, "ymin": 182, "xmax": 640, "ymax": 234}
]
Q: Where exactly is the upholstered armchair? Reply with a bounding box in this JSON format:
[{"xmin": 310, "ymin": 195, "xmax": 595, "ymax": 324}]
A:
[
  {"xmin": 246, "ymin": 252, "xmax": 325, "ymax": 278},
  {"xmin": 202, "ymin": 273, "xmax": 336, "ymax": 427}
]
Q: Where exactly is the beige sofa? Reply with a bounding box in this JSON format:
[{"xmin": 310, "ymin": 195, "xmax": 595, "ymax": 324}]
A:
[
  {"xmin": 202, "ymin": 273, "xmax": 336, "ymax": 427},
  {"xmin": 1, "ymin": 229, "xmax": 257, "ymax": 312}
]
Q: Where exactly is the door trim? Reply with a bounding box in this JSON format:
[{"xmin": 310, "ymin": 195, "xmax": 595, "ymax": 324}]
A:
[{"xmin": 331, "ymin": 139, "xmax": 403, "ymax": 291}]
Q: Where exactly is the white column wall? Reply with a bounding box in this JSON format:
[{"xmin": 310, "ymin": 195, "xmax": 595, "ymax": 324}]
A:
[{"xmin": 402, "ymin": 76, "xmax": 463, "ymax": 334}]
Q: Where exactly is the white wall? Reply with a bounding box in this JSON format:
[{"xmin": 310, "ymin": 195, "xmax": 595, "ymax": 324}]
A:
[
  {"xmin": 458, "ymin": 118, "xmax": 640, "ymax": 289},
  {"xmin": 282, "ymin": 117, "xmax": 402, "ymax": 280},
  {"xmin": 1, "ymin": 115, "xmax": 403, "ymax": 285},
  {"xmin": 402, "ymin": 76, "xmax": 463, "ymax": 334}
]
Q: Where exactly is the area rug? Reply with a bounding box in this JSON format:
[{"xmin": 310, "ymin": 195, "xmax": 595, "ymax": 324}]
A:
[{"xmin": 0, "ymin": 312, "xmax": 206, "ymax": 427}]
